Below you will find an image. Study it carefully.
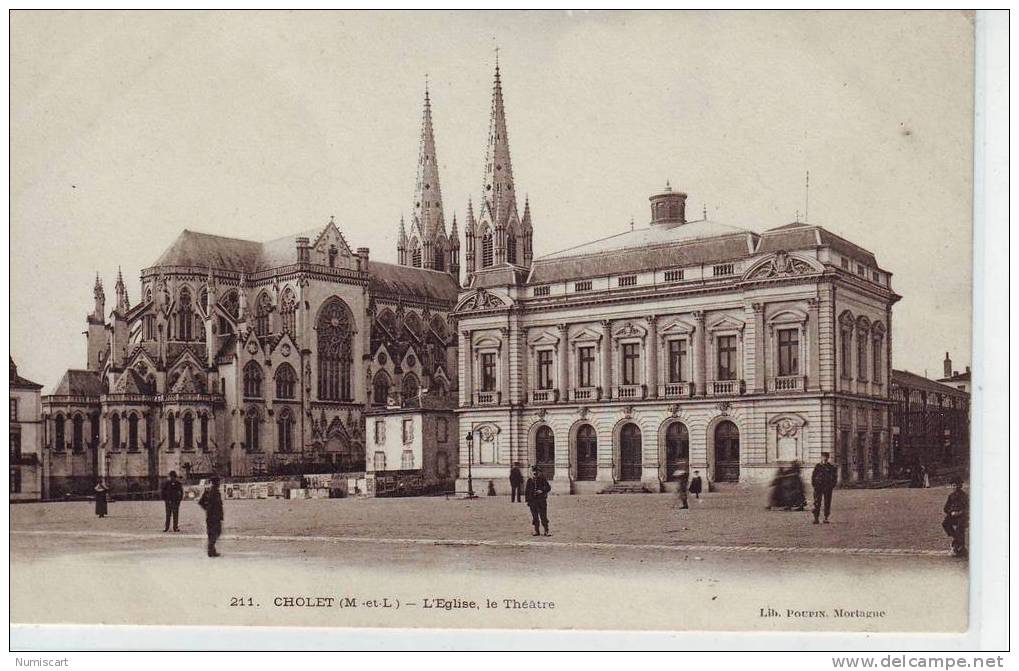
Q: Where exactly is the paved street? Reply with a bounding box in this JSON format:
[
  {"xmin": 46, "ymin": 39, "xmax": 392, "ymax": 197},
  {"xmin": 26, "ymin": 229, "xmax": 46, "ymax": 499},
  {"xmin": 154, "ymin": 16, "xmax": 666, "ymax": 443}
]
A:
[{"xmin": 10, "ymin": 485, "xmax": 967, "ymax": 633}]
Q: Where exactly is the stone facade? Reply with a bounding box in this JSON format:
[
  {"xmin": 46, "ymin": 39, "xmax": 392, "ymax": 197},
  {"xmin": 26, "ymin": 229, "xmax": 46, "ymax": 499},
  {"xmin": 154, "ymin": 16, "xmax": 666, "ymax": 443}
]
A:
[
  {"xmin": 452, "ymin": 71, "xmax": 901, "ymax": 493},
  {"xmin": 10, "ymin": 358, "xmax": 44, "ymax": 501}
]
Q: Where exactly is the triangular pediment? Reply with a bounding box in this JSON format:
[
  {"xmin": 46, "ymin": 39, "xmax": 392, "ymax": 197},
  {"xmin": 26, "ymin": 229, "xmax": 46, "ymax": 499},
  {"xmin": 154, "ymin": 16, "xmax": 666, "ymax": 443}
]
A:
[
  {"xmin": 660, "ymin": 318, "xmax": 697, "ymax": 335},
  {"xmin": 527, "ymin": 329, "xmax": 560, "ymax": 348},
  {"xmin": 571, "ymin": 327, "xmax": 602, "ymax": 344},
  {"xmin": 708, "ymin": 314, "xmax": 746, "ymax": 332},
  {"xmin": 310, "ymin": 219, "xmax": 356, "ymax": 269}
]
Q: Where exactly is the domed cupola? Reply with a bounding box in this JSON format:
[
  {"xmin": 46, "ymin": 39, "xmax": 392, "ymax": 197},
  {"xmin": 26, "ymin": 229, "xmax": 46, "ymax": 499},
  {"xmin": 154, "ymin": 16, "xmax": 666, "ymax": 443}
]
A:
[{"xmin": 649, "ymin": 181, "xmax": 687, "ymax": 228}]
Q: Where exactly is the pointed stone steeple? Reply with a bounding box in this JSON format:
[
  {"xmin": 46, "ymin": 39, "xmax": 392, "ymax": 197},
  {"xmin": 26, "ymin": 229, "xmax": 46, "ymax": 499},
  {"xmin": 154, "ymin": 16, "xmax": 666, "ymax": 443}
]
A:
[
  {"xmin": 397, "ymin": 214, "xmax": 408, "ymax": 265},
  {"xmin": 401, "ymin": 81, "xmax": 448, "ymax": 270},
  {"xmin": 114, "ymin": 266, "xmax": 130, "ymax": 313},
  {"xmin": 481, "ymin": 59, "xmax": 517, "ymax": 226},
  {"xmin": 449, "ymin": 212, "xmax": 461, "ymax": 284}
]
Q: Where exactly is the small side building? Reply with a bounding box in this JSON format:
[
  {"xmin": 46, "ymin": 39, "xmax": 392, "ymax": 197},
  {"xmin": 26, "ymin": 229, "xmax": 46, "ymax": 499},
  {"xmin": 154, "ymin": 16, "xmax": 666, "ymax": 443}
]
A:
[
  {"xmin": 364, "ymin": 390, "xmax": 458, "ymax": 496},
  {"xmin": 10, "ymin": 358, "xmax": 44, "ymax": 501},
  {"xmin": 890, "ymin": 369, "xmax": 970, "ymax": 474}
]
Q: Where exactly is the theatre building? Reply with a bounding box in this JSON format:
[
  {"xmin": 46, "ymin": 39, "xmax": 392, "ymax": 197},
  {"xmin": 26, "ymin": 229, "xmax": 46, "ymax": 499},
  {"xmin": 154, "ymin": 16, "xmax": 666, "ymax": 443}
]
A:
[{"xmin": 451, "ymin": 65, "xmax": 900, "ymax": 490}]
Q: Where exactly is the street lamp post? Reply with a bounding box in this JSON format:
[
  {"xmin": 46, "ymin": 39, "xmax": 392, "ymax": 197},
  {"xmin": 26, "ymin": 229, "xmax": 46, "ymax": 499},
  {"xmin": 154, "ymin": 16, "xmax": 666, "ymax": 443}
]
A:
[{"xmin": 464, "ymin": 431, "xmax": 475, "ymax": 498}]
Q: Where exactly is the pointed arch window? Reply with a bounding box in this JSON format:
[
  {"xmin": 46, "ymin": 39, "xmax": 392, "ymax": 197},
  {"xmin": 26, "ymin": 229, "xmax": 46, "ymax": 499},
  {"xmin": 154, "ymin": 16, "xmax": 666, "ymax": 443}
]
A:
[
  {"xmin": 481, "ymin": 232, "xmax": 494, "ymax": 268},
  {"xmin": 128, "ymin": 413, "xmax": 139, "ymax": 451},
  {"xmin": 54, "ymin": 414, "xmax": 66, "ymax": 451},
  {"xmin": 433, "ymin": 246, "xmax": 446, "ymax": 271},
  {"xmin": 255, "ymin": 293, "xmax": 272, "ymax": 337},
  {"xmin": 277, "ymin": 408, "xmax": 294, "ymax": 452},
  {"xmin": 373, "ymin": 370, "xmax": 392, "ymax": 406},
  {"xmin": 199, "ymin": 414, "xmax": 209, "ymax": 451},
  {"xmin": 167, "ymin": 412, "xmax": 176, "ymax": 449},
  {"xmin": 411, "ymin": 245, "xmax": 422, "ymax": 268},
  {"xmin": 243, "ymin": 361, "xmax": 264, "ymax": 398},
  {"xmin": 177, "ymin": 288, "xmax": 193, "ymax": 341},
  {"xmin": 328, "ymin": 245, "xmax": 338, "ymax": 268},
  {"xmin": 110, "ymin": 413, "xmax": 121, "ymax": 450},
  {"xmin": 275, "ymin": 363, "xmax": 297, "ymax": 399},
  {"xmin": 244, "ymin": 409, "xmax": 261, "ymax": 452},
  {"xmin": 402, "ymin": 373, "xmax": 420, "ymax": 402},
  {"xmin": 183, "ymin": 412, "xmax": 194, "ymax": 450},
  {"xmin": 507, "ymin": 232, "xmax": 518, "ymax": 265},
  {"xmin": 317, "ymin": 298, "xmax": 353, "ymax": 401},
  {"xmin": 280, "ymin": 290, "xmax": 297, "ymax": 336}
]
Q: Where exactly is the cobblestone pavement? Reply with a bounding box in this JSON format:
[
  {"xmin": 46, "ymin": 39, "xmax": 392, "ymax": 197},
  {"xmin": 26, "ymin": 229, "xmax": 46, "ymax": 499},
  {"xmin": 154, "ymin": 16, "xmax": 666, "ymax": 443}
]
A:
[{"xmin": 11, "ymin": 484, "xmax": 958, "ymax": 552}]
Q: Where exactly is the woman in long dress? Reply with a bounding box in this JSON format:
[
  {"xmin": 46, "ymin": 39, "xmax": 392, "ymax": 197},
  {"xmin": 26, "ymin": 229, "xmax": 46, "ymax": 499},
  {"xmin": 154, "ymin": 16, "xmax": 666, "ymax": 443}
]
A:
[{"xmin": 94, "ymin": 481, "xmax": 108, "ymax": 518}]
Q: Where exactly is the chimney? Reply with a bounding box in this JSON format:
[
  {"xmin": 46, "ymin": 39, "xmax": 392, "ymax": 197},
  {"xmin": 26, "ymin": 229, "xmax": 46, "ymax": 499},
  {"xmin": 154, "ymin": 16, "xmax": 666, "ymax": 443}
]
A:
[
  {"xmin": 357, "ymin": 247, "xmax": 370, "ymax": 273},
  {"xmin": 296, "ymin": 237, "xmax": 310, "ymax": 264},
  {"xmin": 943, "ymin": 352, "xmax": 952, "ymax": 379}
]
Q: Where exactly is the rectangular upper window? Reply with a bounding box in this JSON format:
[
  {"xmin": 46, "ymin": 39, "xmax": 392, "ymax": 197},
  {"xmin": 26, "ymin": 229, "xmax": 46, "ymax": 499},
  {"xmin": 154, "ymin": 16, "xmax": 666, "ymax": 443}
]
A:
[
  {"xmin": 713, "ymin": 264, "xmax": 735, "ymax": 277},
  {"xmin": 9, "ymin": 399, "xmax": 16, "ymax": 422},
  {"xmin": 841, "ymin": 257, "xmax": 850, "ymax": 270},
  {"xmin": 622, "ymin": 343, "xmax": 641, "ymax": 385},
  {"xmin": 533, "ymin": 285, "xmax": 550, "ymax": 297},
  {"xmin": 777, "ymin": 328, "xmax": 800, "ymax": 377},
  {"xmin": 574, "ymin": 280, "xmax": 592, "ymax": 292},
  {"xmin": 663, "ymin": 269, "xmax": 684, "ymax": 282},
  {"xmin": 577, "ymin": 346, "xmax": 595, "ymax": 388},
  {"xmin": 857, "ymin": 264, "xmax": 866, "ymax": 276},
  {"xmin": 617, "ymin": 275, "xmax": 637, "ymax": 287},
  {"xmin": 717, "ymin": 335, "xmax": 737, "ymax": 380},
  {"xmin": 481, "ymin": 353, "xmax": 497, "ymax": 392},
  {"xmin": 668, "ymin": 339, "xmax": 687, "ymax": 383},
  {"xmin": 536, "ymin": 350, "xmax": 554, "ymax": 390},
  {"xmin": 872, "ymin": 271, "xmax": 881, "ymax": 283}
]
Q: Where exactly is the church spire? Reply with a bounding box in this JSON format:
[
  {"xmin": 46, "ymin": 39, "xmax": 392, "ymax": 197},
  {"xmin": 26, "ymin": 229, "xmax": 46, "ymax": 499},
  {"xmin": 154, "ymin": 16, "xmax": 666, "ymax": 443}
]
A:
[
  {"xmin": 406, "ymin": 80, "xmax": 447, "ymax": 269},
  {"xmin": 481, "ymin": 58, "xmax": 517, "ymax": 226}
]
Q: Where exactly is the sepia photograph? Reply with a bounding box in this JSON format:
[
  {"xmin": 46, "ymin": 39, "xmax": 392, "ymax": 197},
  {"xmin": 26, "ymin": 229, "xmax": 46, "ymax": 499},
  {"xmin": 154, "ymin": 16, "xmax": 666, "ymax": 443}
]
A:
[{"xmin": 7, "ymin": 9, "xmax": 1003, "ymax": 652}]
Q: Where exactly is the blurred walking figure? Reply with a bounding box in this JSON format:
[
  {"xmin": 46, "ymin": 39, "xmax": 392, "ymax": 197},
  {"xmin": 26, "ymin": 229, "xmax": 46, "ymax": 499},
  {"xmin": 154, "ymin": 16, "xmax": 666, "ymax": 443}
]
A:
[
  {"xmin": 525, "ymin": 466, "xmax": 552, "ymax": 537},
  {"xmin": 689, "ymin": 471, "xmax": 703, "ymax": 500},
  {"xmin": 674, "ymin": 470, "xmax": 689, "ymax": 509},
  {"xmin": 93, "ymin": 480, "xmax": 108, "ymax": 518},
  {"xmin": 161, "ymin": 470, "xmax": 184, "ymax": 532},
  {"xmin": 785, "ymin": 461, "xmax": 807, "ymax": 510},
  {"xmin": 811, "ymin": 452, "xmax": 838, "ymax": 524},
  {"xmin": 198, "ymin": 475, "xmax": 224, "ymax": 557},
  {"xmin": 509, "ymin": 463, "xmax": 524, "ymax": 502},
  {"xmin": 942, "ymin": 476, "xmax": 968, "ymax": 557},
  {"xmin": 920, "ymin": 464, "xmax": 931, "ymax": 488},
  {"xmin": 767, "ymin": 465, "xmax": 788, "ymax": 509}
]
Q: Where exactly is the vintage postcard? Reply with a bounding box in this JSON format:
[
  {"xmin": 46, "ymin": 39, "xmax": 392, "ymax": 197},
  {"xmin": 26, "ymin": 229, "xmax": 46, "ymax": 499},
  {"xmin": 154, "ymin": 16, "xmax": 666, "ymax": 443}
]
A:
[{"xmin": 9, "ymin": 10, "xmax": 978, "ymax": 641}]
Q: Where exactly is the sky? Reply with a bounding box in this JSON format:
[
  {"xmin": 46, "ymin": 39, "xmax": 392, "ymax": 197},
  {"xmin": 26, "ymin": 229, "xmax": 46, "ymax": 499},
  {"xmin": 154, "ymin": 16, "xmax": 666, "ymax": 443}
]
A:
[{"xmin": 10, "ymin": 10, "xmax": 974, "ymax": 391}]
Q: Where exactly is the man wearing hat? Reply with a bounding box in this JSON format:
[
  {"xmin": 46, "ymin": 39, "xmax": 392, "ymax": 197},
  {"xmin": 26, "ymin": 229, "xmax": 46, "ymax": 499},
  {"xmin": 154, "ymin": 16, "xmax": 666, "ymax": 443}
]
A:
[
  {"xmin": 942, "ymin": 476, "xmax": 968, "ymax": 557},
  {"xmin": 811, "ymin": 452, "xmax": 839, "ymax": 524},
  {"xmin": 524, "ymin": 466, "xmax": 552, "ymax": 536},
  {"xmin": 161, "ymin": 470, "xmax": 184, "ymax": 532},
  {"xmin": 197, "ymin": 475, "xmax": 224, "ymax": 557}
]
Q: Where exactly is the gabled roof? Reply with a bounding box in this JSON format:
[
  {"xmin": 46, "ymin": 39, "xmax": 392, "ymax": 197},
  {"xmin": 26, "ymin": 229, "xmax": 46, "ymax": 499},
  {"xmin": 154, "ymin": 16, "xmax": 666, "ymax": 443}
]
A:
[
  {"xmin": 528, "ymin": 219, "xmax": 757, "ymax": 285},
  {"xmin": 52, "ymin": 370, "xmax": 104, "ymax": 397},
  {"xmin": 368, "ymin": 262, "xmax": 459, "ymax": 304},
  {"xmin": 154, "ymin": 230, "xmax": 262, "ymax": 272}
]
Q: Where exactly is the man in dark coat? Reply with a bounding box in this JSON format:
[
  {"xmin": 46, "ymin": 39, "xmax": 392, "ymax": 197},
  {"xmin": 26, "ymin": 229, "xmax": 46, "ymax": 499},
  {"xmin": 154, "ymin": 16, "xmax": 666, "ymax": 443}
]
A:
[
  {"xmin": 197, "ymin": 475, "xmax": 224, "ymax": 557},
  {"xmin": 161, "ymin": 470, "xmax": 184, "ymax": 532},
  {"xmin": 524, "ymin": 466, "xmax": 552, "ymax": 536},
  {"xmin": 509, "ymin": 463, "xmax": 524, "ymax": 502},
  {"xmin": 94, "ymin": 481, "xmax": 108, "ymax": 518},
  {"xmin": 811, "ymin": 452, "xmax": 838, "ymax": 524},
  {"xmin": 942, "ymin": 476, "xmax": 968, "ymax": 557}
]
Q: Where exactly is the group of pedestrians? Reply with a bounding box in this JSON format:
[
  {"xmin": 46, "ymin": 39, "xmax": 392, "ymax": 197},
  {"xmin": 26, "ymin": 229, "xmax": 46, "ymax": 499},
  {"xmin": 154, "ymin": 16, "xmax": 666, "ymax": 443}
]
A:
[{"xmin": 91, "ymin": 470, "xmax": 225, "ymax": 558}]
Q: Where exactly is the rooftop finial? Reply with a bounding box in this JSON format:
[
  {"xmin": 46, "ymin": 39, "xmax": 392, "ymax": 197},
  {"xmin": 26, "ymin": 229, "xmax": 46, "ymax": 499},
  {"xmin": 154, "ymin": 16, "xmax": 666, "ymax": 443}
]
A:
[
  {"xmin": 424, "ymin": 73, "xmax": 430, "ymax": 103},
  {"xmin": 630, "ymin": 216, "xmax": 635, "ymax": 231},
  {"xmin": 703, "ymin": 203, "xmax": 707, "ymax": 219},
  {"xmin": 329, "ymin": 214, "xmax": 335, "ymax": 225}
]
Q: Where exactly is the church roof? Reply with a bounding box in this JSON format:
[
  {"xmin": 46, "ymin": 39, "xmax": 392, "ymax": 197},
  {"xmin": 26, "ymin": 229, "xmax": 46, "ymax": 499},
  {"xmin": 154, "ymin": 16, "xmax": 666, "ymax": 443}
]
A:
[
  {"xmin": 152, "ymin": 228, "xmax": 327, "ymax": 273},
  {"xmin": 52, "ymin": 369, "xmax": 104, "ymax": 397},
  {"xmin": 528, "ymin": 219, "xmax": 757, "ymax": 285},
  {"xmin": 368, "ymin": 262, "xmax": 460, "ymax": 304}
]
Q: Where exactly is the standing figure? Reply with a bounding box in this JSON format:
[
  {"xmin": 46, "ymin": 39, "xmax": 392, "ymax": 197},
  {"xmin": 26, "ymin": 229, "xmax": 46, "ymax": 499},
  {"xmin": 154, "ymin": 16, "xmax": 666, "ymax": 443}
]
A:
[
  {"xmin": 811, "ymin": 452, "xmax": 838, "ymax": 524},
  {"xmin": 509, "ymin": 463, "xmax": 524, "ymax": 502},
  {"xmin": 767, "ymin": 466, "xmax": 788, "ymax": 510},
  {"xmin": 524, "ymin": 466, "xmax": 552, "ymax": 537},
  {"xmin": 94, "ymin": 481, "xmax": 109, "ymax": 518},
  {"xmin": 198, "ymin": 475, "xmax": 224, "ymax": 557},
  {"xmin": 689, "ymin": 471, "xmax": 703, "ymax": 500},
  {"xmin": 161, "ymin": 470, "xmax": 184, "ymax": 532},
  {"xmin": 942, "ymin": 476, "xmax": 968, "ymax": 557},
  {"xmin": 675, "ymin": 470, "xmax": 689, "ymax": 510}
]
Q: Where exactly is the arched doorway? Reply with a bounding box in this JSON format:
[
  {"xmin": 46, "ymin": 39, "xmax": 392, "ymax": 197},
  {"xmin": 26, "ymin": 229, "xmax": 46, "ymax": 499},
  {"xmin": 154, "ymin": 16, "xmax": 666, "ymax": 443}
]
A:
[
  {"xmin": 664, "ymin": 422, "xmax": 689, "ymax": 480},
  {"xmin": 535, "ymin": 426, "xmax": 555, "ymax": 479},
  {"xmin": 619, "ymin": 423, "xmax": 642, "ymax": 481},
  {"xmin": 714, "ymin": 420, "xmax": 740, "ymax": 482},
  {"xmin": 575, "ymin": 424, "xmax": 597, "ymax": 481}
]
